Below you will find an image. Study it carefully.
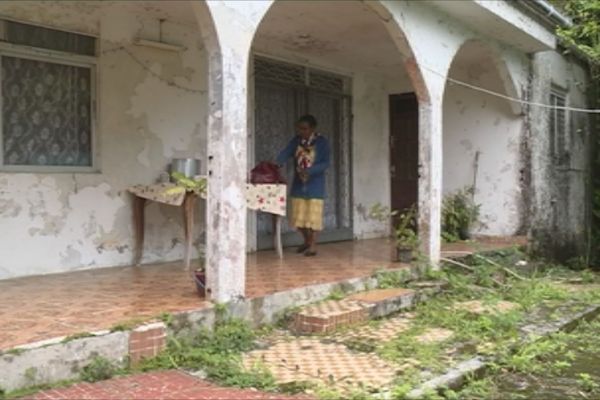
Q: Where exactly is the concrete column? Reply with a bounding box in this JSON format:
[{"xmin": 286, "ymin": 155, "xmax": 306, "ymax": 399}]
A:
[
  {"xmin": 197, "ymin": 1, "xmax": 271, "ymax": 303},
  {"xmin": 417, "ymin": 97, "xmax": 443, "ymax": 265},
  {"xmin": 404, "ymin": 55, "xmax": 445, "ymax": 266},
  {"xmin": 204, "ymin": 50, "xmax": 249, "ymax": 302}
]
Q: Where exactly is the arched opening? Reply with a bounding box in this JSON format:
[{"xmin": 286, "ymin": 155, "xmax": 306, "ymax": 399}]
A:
[
  {"xmin": 249, "ymin": 0, "xmax": 427, "ymax": 252},
  {"xmin": 442, "ymin": 40, "xmax": 524, "ymax": 241}
]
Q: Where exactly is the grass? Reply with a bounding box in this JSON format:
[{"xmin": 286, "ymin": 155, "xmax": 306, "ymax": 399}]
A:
[
  {"xmin": 135, "ymin": 317, "xmax": 278, "ymax": 391},
  {"xmin": 0, "ymin": 380, "xmax": 77, "ymax": 400},
  {"xmin": 3, "ymin": 317, "xmax": 280, "ymax": 399},
  {"xmin": 369, "ymin": 248, "xmax": 600, "ymax": 398},
  {"xmin": 454, "ymin": 318, "xmax": 600, "ymax": 399},
  {"xmin": 61, "ymin": 332, "xmax": 95, "ymax": 342}
]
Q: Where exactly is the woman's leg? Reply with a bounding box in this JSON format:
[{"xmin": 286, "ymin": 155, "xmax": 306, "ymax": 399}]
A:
[
  {"xmin": 297, "ymin": 228, "xmax": 310, "ymax": 253},
  {"xmin": 305, "ymin": 229, "xmax": 319, "ymax": 256}
]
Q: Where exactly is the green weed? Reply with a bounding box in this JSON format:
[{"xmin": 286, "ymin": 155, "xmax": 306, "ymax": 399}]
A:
[
  {"xmin": 375, "ymin": 269, "xmax": 411, "ymax": 289},
  {"xmin": 136, "ymin": 318, "xmax": 276, "ymax": 390},
  {"xmin": 577, "ymin": 373, "xmax": 599, "ymax": 392},
  {"xmin": 80, "ymin": 356, "xmax": 119, "ymax": 382},
  {"xmin": 62, "ymin": 332, "xmax": 95, "ymax": 342},
  {"xmin": 326, "ymin": 288, "xmax": 346, "ymax": 301}
]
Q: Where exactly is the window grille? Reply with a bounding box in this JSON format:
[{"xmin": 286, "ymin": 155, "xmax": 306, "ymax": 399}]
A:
[
  {"xmin": 254, "ymin": 56, "xmax": 348, "ymax": 95},
  {"xmin": 254, "ymin": 57, "xmax": 305, "ymax": 86},
  {"xmin": 0, "ymin": 20, "xmax": 96, "ymax": 170},
  {"xmin": 309, "ymin": 70, "xmax": 345, "ymax": 93},
  {"xmin": 549, "ymin": 89, "xmax": 569, "ymax": 166},
  {"xmin": 4, "ymin": 20, "xmax": 96, "ymax": 56}
]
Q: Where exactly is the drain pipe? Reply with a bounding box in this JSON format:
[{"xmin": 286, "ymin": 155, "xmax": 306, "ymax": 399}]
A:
[{"xmin": 519, "ymin": 0, "xmax": 573, "ymax": 28}]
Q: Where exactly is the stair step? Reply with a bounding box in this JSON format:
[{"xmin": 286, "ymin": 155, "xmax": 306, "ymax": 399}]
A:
[
  {"xmin": 291, "ymin": 287, "xmax": 417, "ymax": 334},
  {"xmin": 348, "ymin": 287, "xmax": 416, "ymax": 318}
]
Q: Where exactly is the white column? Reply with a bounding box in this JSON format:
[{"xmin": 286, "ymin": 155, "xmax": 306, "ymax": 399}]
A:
[
  {"xmin": 204, "ymin": 52, "xmax": 248, "ymax": 302},
  {"xmin": 417, "ymin": 96, "xmax": 443, "ymax": 265},
  {"xmin": 198, "ymin": 1, "xmax": 271, "ymax": 302}
]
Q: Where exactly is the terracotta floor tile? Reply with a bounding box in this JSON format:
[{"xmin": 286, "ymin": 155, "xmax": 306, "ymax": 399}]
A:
[
  {"xmin": 1, "ymin": 237, "xmax": 523, "ymax": 350},
  {"xmin": 243, "ymin": 337, "xmax": 398, "ymax": 390}
]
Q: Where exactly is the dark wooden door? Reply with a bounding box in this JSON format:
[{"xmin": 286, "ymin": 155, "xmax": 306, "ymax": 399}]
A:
[{"xmin": 389, "ymin": 93, "xmax": 419, "ymax": 213}]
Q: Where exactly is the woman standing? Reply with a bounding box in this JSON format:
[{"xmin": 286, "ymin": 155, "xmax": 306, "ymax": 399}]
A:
[{"xmin": 277, "ymin": 115, "xmax": 330, "ymax": 256}]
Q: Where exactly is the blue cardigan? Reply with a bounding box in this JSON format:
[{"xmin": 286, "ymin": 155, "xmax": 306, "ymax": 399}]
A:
[{"xmin": 276, "ymin": 135, "xmax": 330, "ymax": 199}]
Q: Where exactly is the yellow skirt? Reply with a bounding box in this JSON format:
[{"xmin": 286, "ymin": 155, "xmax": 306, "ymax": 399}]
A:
[{"xmin": 290, "ymin": 198, "xmax": 324, "ymax": 231}]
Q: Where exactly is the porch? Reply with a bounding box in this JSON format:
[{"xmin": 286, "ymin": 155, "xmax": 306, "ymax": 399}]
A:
[{"xmin": 0, "ymin": 237, "xmax": 525, "ymax": 351}]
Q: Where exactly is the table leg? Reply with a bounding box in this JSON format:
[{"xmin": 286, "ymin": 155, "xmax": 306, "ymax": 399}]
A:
[
  {"xmin": 132, "ymin": 196, "xmax": 146, "ymax": 266},
  {"xmin": 183, "ymin": 193, "xmax": 197, "ymax": 270},
  {"xmin": 273, "ymin": 214, "xmax": 283, "ymax": 259}
]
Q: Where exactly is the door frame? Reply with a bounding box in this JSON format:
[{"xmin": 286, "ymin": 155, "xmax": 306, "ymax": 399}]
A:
[
  {"xmin": 251, "ymin": 55, "xmax": 354, "ymax": 250},
  {"xmin": 389, "ymin": 92, "xmax": 419, "ymax": 217}
]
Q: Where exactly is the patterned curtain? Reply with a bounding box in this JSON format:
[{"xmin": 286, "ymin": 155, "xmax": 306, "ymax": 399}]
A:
[{"xmin": 2, "ymin": 56, "xmax": 92, "ymax": 166}]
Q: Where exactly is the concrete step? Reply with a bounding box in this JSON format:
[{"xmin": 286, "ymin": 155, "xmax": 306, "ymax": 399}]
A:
[{"xmin": 291, "ymin": 287, "xmax": 419, "ymax": 335}]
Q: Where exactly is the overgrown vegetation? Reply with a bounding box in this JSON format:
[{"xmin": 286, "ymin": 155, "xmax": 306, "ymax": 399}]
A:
[
  {"xmin": 0, "ymin": 380, "xmax": 76, "ymax": 400},
  {"xmin": 80, "ymin": 356, "xmax": 120, "ymax": 383},
  {"xmin": 441, "ymin": 187, "xmax": 481, "ymax": 242},
  {"xmin": 5, "ymin": 250, "xmax": 600, "ymax": 400},
  {"xmin": 453, "ymin": 317, "xmax": 600, "ymax": 399},
  {"xmin": 136, "ymin": 317, "xmax": 277, "ymax": 390},
  {"xmin": 369, "ymin": 204, "xmax": 420, "ymax": 254},
  {"xmin": 365, "ymin": 249, "xmax": 600, "ymax": 398}
]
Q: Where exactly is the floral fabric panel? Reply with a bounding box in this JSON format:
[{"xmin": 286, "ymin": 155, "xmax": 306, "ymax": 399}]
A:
[
  {"xmin": 128, "ymin": 183, "xmax": 186, "ymax": 206},
  {"xmin": 2, "ymin": 56, "xmax": 92, "ymax": 166},
  {"xmin": 246, "ymin": 184, "xmax": 287, "ymax": 216},
  {"xmin": 128, "ymin": 183, "xmax": 287, "ymax": 216}
]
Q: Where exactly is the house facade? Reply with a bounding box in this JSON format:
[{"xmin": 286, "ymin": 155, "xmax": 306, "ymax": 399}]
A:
[{"xmin": 0, "ymin": 1, "xmax": 592, "ymax": 301}]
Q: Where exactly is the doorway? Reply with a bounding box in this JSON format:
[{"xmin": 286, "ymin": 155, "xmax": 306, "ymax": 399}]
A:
[
  {"xmin": 389, "ymin": 93, "xmax": 419, "ymax": 213},
  {"xmin": 254, "ymin": 57, "xmax": 353, "ymax": 249}
]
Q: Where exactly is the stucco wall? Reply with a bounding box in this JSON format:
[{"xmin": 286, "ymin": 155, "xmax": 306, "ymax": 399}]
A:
[
  {"xmin": 443, "ymin": 63, "xmax": 524, "ymax": 236},
  {"xmin": 529, "ymin": 51, "xmax": 591, "ymax": 261},
  {"xmin": 0, "ymin": 2, "xmax": 207, "ymax": 279}
]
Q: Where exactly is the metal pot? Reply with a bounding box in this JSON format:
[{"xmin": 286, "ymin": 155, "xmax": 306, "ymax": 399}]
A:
[{"xmin": 170, "ymin": 158, "xmax": 201, "ymax": 179}]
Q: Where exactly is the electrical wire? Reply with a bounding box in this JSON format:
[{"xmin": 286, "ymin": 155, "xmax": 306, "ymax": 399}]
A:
[
  {"xmin": 103, "ymin": 44, "xmax": 600, "ymax": 113},
  {"xmin": 102, "ymin": 45, "xmax": 205, "ymax": 94}
]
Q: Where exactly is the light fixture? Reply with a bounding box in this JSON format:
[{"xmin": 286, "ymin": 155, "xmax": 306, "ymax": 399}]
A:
[{"xmin": 134, "ymin": 19, "xmax": 185, "ymax": 52}]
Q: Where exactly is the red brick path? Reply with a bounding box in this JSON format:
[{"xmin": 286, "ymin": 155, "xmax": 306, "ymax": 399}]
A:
[{"xmin": 26, "ymin": 370, "xmax": 308, "ymax": 400}]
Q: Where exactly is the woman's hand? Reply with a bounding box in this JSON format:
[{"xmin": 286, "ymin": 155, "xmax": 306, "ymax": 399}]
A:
[{"xmin": 297, "ymin": 169, "xmax": 309, "ymax": 183}]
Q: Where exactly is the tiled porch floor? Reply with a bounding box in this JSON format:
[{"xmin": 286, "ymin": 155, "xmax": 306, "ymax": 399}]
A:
[{"xmin": 0, "ymin": 237, "xmax": 525, "ymax": 350}]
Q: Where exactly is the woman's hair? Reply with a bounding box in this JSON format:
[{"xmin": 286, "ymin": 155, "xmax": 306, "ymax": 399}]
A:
[{"xmin": 297, "ymin": 114, "xmax": 318, "ymax": 128}]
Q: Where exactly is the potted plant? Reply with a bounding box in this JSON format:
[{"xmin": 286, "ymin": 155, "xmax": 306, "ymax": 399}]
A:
[
  {"xmin": 193, "ymin": 245, "xmax": 207, "ymax": 297},
  {"xmin": 193, "ymin": 266, "xmax": 206, "ymax": 297},
  {"xmin": 369, "ymin": 204, "xmax": 419, "ymax": 263},
  {"xmin": 441, "ymin": 186, "xmax": 481, "ymax": 242},
  {"xmin": 393, "ymin": 206, "xmax": 419, "ymax": 262},
  {"xmin": 165, "ymin": 172, "xmax": 208, "ymax": 297}
]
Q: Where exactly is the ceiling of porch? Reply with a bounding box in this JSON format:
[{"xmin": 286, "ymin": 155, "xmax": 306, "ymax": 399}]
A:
[{"xmin": 253, "ymin": 0, "xmax": 409, "ymax": 82}]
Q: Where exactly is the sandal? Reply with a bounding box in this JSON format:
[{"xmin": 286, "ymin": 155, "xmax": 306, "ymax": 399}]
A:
[
  {"xmin": 304, "ymin": 250, "xmax": 318, "ymax": 257},
  {"xmin": 296, "ymin": 244, "xmax": 310, "ymax": 254}
]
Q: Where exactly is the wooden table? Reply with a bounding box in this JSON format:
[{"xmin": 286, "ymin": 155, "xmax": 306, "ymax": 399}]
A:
[{"xmin": 128, "ymin": 182, "xmax": 287, "ymax": 268}]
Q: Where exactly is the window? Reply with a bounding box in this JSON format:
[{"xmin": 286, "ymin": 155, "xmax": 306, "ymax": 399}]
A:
[
  {"xmin": 0, "ymin": 20, "xmax": 96, "ymax": 171},
  {"xmin": 549, "ymin": 89, "xmax": 569, "ymax": 166}
]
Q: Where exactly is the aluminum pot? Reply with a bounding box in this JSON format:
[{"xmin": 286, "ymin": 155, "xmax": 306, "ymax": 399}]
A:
[{"xmin": 170, "ymin": 158, "xmax": 201, "ymax": 179}]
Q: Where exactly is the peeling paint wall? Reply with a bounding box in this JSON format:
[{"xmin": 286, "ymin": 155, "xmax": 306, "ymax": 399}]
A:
[
  {"xmin": 443, "ymin": 52, "xmax": 526, "ymax": 236},
  {"xmin": 0, "ymin": 2, "xmax": 207, "ymax": 279}
]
